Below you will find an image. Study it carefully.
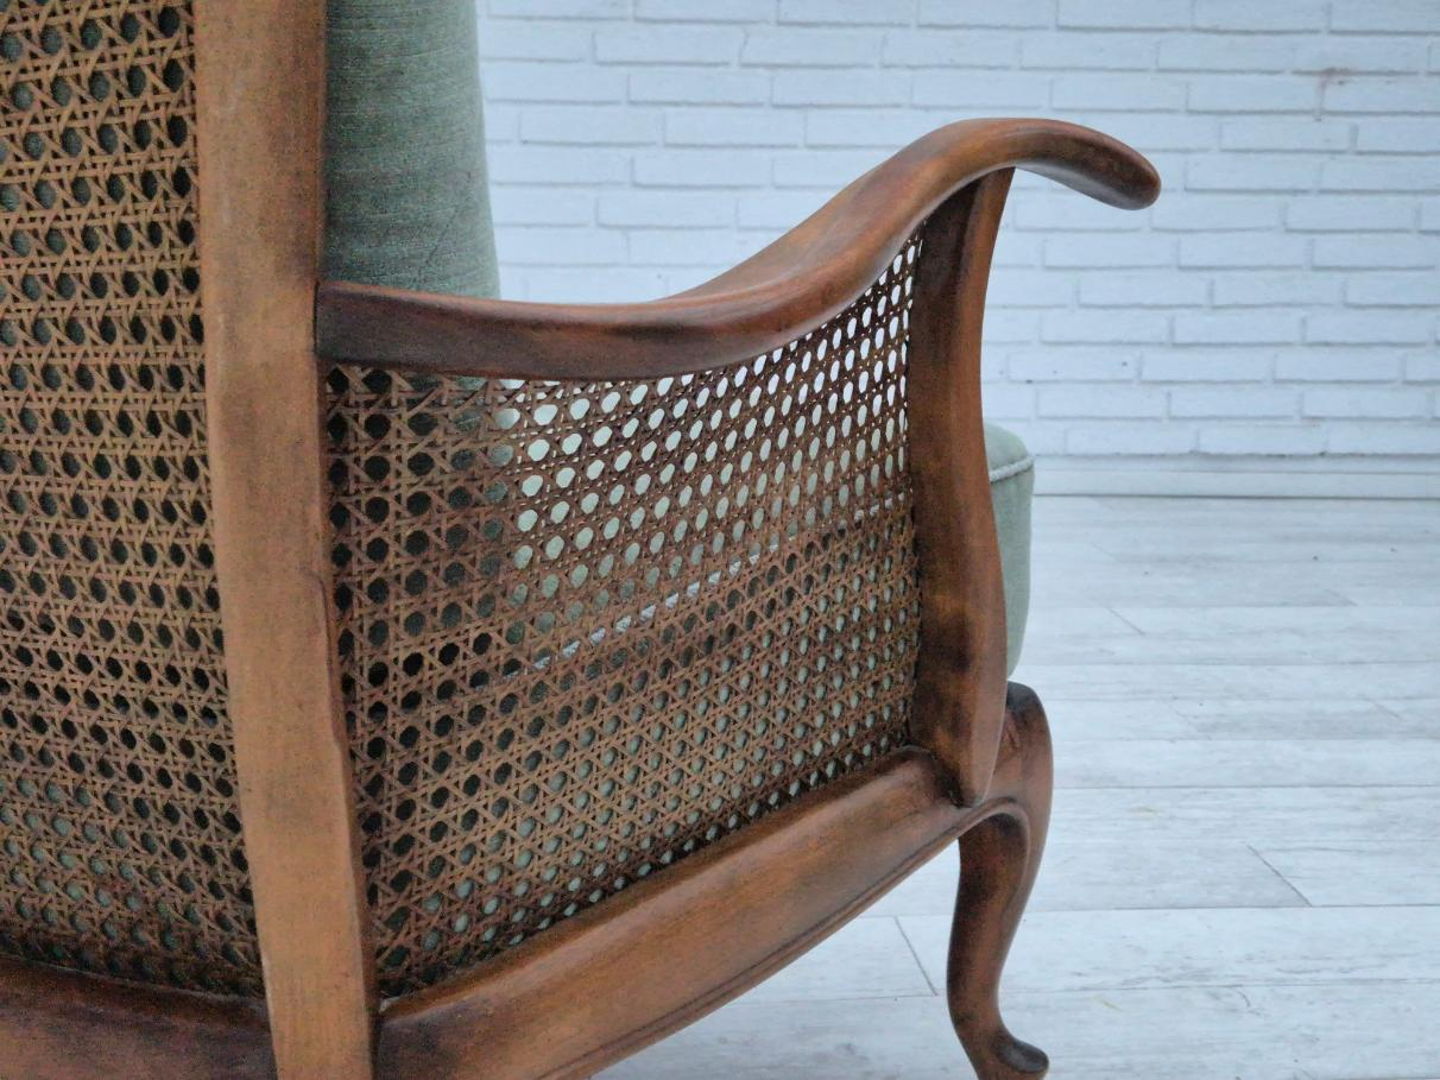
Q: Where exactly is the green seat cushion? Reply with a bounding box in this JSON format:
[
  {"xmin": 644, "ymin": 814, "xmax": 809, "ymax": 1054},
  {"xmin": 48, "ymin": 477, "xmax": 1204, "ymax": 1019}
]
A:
[
  {"xmin": 985, "ymin": 423, "xmax": 1034, "ymax": 676},
  {"xmin": 325, "ymin": 0, "xmax": 499, "ymax": 299}
]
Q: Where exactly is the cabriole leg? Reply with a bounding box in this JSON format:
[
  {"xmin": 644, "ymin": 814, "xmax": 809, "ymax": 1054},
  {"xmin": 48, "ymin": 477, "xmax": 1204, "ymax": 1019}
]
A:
[{"xmin": 946, "ymin": 683, "xmax": 1053, "ymax": 1080}]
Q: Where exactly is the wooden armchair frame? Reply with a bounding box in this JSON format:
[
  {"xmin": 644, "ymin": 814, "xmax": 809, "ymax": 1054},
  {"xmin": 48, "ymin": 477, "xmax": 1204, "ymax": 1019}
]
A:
[{"xmin": 0, "ymin": 4, "xmax": 1158, "ymax": 1079}]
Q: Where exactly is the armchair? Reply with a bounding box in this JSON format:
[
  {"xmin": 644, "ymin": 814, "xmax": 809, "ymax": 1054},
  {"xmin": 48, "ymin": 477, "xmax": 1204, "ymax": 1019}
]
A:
[{"xmin": 0, "ymin": 3, "xmax": 1157, "ymax": 1078}]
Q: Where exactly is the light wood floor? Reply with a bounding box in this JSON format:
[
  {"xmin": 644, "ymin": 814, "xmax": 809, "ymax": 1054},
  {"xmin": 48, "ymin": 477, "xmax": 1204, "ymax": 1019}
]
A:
[{"xmin": 602, "ymin": 496, "xmax": 1440, "ymax": 1080}]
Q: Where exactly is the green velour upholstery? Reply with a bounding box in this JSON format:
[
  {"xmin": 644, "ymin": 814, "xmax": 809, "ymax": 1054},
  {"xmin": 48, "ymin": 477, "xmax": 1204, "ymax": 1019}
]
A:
[
  {"xmin": 322, "ymin": 6, "xmax": 1034, "ymax": 674},
  {"xmin": 325, "ymin": 0, "xmax": 499, "ymax": 298},
  {"xmin": 984, "ymin": 424, "xmax": 1034, "ymax": 676}
]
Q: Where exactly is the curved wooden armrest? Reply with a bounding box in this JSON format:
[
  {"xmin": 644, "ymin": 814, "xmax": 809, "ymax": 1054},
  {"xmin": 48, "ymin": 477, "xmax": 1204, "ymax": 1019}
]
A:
[{"xmin": 316, "ymin": 117, "xmax": 1159, "ymax": 382}]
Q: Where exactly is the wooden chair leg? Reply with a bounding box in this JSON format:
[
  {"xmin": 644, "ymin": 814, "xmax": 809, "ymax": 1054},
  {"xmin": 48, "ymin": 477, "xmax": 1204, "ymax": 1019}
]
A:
[{"xmin": 947, "ymin": 683, "xmax": 1054, "ymax": 1080}]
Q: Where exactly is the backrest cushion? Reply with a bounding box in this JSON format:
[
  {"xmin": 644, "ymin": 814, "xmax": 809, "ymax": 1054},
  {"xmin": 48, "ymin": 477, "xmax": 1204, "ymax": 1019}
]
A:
[{"xmin": 325, "ymin": 0, "xmax": 499, "ymax": 298}]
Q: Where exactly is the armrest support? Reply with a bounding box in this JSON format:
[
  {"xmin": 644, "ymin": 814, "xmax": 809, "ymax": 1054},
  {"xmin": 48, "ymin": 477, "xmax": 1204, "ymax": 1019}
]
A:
[{"xmin": 315, "ymin": 117, "xmax": 1158, "ymax": 382}]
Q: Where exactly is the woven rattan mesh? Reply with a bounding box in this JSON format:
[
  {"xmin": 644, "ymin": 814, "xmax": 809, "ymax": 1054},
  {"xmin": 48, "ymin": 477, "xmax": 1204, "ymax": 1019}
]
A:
[
  {"xmin": 328, "ymin": 240, "xmax": 924, "ymax": 995},
  {"xmin": 0, "ymin": 1, "xmax": 261, "ymax": 994}
]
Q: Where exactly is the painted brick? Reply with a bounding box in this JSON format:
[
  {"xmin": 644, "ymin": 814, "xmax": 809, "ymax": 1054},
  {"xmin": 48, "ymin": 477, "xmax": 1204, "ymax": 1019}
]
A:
[
  {"xmin": 1404, "ymin": 353, "xmax": 1440, "ymax": 381},
  {"xmin": 1187, "ymin": 154, "xmax": 1320, "ymax": 191},
  {"xmin": 598, "ymin": 190, "xmax": 733, "ymax": 227},
  {"xmin": 742, "ymin": 30, "xmax": 883, "ymax": 68},
  {"xmin": 1011, "ymin": 194, "xmax": 1147, "ymax": 231},
  {"xmin": 1173, "ymin": 313, "xmax": 1303, "ymax": 345},
  {"xmin": 664, "ymin": 108, "xmax": 803, "ymax": 146},
  {"xmin": 1098, "ymin": 115, "xmax": 1219, "ymax": 152},
  {"xmin": 494, "ymin": 226, "xmax": 627, "ymax": 265},
  {"xmin": 629, "ymin": 69, "xmax": 771, "ymax": 105},
  {"xmin": 1313, "ymin": 235, "xmax": 1438, "ymax": 268},
  {"xmin": 627, "ymin": 228, "xmax": 755, "ymax": 266},
  {"xmin": 516, "ymin": 267, "xmax": 670, "ymax": 303},
  {"xmin": 1285, "ymin": 196, "xmax": 1418, "ymax": 232},
  {"xmin": 1303, "ymin": 388, "xmax": 1431, "ymax": 418},
  {"xmin": 490, "ymin": 188, "xmax": 596, "ymax": 226},
  {"xmin": 1189, "ymin": 76, "xmax": 1318, "ymax": 114},
  {"xmin": 1323, "ymin": 79, "xmax": 1440, "ymax": 115},
  {"xmin": 1326, "ymin": 423, "xmax": 1440, "ymax": 454},
  {"xmin": 1007, "ymin": 349, "xmax": 1140, "ymax": 382},
  {"xmin": 1142, "ymin": 351, "xmax": 1274, "ymax": 382},
  {"xmin": 485, "ymin": 64, "xmax": 626, "ymax": 103},
  {"xmin": 987, "ymin": 269, "xmax": 1077, "ymax": 307},
  {"xmin": 918, "ymin": 0, "xmax": 1055, "ymax": 29},
  {"xmin": 632, "ymin": 149, "xmax": 771, "ymax": 186},
  {"xmin": 1345, "ymin": 272, "xmax": 1440, "ymax": 306},
  {"xmin": 521, "ymin": 106, "xmax": 661, "ymax": 145},
  {"xmin": 773, "ymin": 69, "xmax": 911, "ymax": 106},
  {"xmin": 1151, "ymin": 195, "xmax": 1282, "ymax": 231},
  {"xmin": 913, "ymin": 71, "xmax": 1049, "ymax": 108},
  {"xmin": 981, "ymin": 385, "xmax": 1037, "ymax": 420},
  {"xmin": 1067, "ymin": 422, "xmax": 1198, "ymax": 454},
  {"xmin": 1172, "ymin": 387, "xmax": 1298, "ymax": 418},
  {"xmin": 1058, "ymin": 0, "xmax": 1189, "ymax": 30},
  {"xmin": 1179, "ymin": 234, "xmax": 1308, "ymax": 269},
  {"xmin": 1044, "ymin": 235, "xmax": 1174, "ymax": 268},
  {"xmin": 479, "ymin": 0, "xmax": 1440, "ymax": 467},
  {"xmin": 1041, "ymin": 311, "xmax": 1171, "ymax": 344},
  {"xmin": 802, "ymin": 109, "xmax": 936, "ymax": 147},
  {"xmin": 734, "ymin": 191, "xmax": 828, "ymax": 229},
  {"xmin": 1078, "ymin": 273, "xmax": 1209, "ymax": 307},
  {"xmin": 777, "ymin": 0, "xmax": 910, "ymax": 27},
  {"xmin": 1331, "ymin": 2, "xmax": 1440, "ymax": 34},
  {"xmin": 487, "ymin": 147, "xmax": 629, "ymax": 185},
  {"xmin": 1159, "ymin": 36, "xmax": 1296, "ymax": 73},
  {"xmin": 1037, "ymin": 385, "xmax": 1168, "ymax": 418},
  {"xmin": 1356, "ymin": 120, "xmax": 1440, "ymax": 154},
  {"xmin": 993, "ymin": 422, "xmax": 1066, "ymax": 456},
  {"xmin": 1212, "ymin": 272, "xmax": 1344, "ymax": 307},
  {"xmin": 1053, "ymin": 74, "xmax": 1187, "ymax": 112},
  {"xmin": 479, "ymin": 25, "xmax": 591, "ymax": 61},
  {"xmin": 1194, "ymin": 0, "xmax": 1328, "ymax": 32},
  {"xmin": 1220, "ymin": 119, "xmax": 1352, "ymax": 152},
  {"xmin": 1306, "ymin": 312, "xmax": 1436, "ymax": 345},
  {"xmin": 595, "ymin": 28, "xmax": 743, "ymax": 65},
  {"xmin": 635, "ymin": 0, "xmax": 773, "ymax": 20},
  {"xmin": 1022, "ymin": 35, "xmax": 1154, "ymax": 70},
  {"xmin": 489, "ymin": 0, "xmax": 626, "ymax": 16},
  {"xmin": 771, "ymin": 148, "xmax": 888, "ymax": 187},
  {"xmin": 1198, "ymin": 426, "xmax": 1327, "ymax": 455},
  {"xmin": 1275, "ymin": 352, "xmax": 1404, "ymax": 382},
  {"xmin": 886, "ymin": 30, "xmax": 1020, "ymax": 68},
  {"xmin": 1424, "ymin": 199, "xmax": 1440, "ymax": 231},
  {"xmin": 1296, "ymin": 39, "xmax": 1431, "ymax": 75},
  {"xmin": 982, "ymin": 310, "xmax": 1044, "ymax": 344}
]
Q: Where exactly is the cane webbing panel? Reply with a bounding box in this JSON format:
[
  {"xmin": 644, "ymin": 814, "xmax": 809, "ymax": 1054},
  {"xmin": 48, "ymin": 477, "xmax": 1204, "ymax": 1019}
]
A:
[
  {"xmin": 328, "ymin": 240, "xmax": 924, "ymax": 995},
  {"xmin": 0, "ymin": 1, "xmax": 261, "ymax": 994}
]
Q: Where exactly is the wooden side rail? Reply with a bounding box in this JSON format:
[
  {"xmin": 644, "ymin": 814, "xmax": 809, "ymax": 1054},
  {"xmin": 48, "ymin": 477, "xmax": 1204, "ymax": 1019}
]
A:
[
  {"xmin": 0, "ymin": 687, "xmax": 1053, "ymax": 1080},
  {"xmin": 315, "ymin": 118, "xmax": 1159, "ymax": 382}
]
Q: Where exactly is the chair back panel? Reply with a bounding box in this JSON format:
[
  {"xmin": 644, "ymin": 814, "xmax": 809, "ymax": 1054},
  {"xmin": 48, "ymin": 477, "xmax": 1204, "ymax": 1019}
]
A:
[
  {"xmin": 0, "ymin": 0, "xmax": 259, "ymax": 994},
  {"xmin": 327, "ymin": 238, "xmax": 924, "ymax": 994}
]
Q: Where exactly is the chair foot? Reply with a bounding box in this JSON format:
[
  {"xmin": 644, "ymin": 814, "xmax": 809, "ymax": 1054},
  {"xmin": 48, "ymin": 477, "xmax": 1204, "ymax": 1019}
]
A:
[{"xmin": 946, "ymin": 684, "xmax": 1053, "ymax": 1080}]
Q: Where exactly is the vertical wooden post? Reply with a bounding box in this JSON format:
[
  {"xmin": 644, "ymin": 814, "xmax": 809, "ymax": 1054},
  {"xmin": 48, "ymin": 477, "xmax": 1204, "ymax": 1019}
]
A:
[
  {"xmin": 194, "ymin": 4, "xmax": 377, "ymax": 1077},
  {"xmin": 907, "ymin": 170, "xmax": 1015, "ymax": 807}
]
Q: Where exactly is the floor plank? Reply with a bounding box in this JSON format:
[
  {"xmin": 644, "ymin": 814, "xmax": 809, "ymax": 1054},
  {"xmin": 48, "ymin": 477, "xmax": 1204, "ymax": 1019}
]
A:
[
  {"xmin": 601, "ymin": 495, "xmax": 1440, "ymax": 1079},
  {"xmin": 898, "ymin": 905, "xmax": 1440, "ymax": 994},
  {"xmin": 867, "ymin": 838, "xmax": 1304, "ymax": 917},
  {"xmin": 1255, "ymin": 841, "xmax": 1440, "ymax": 907},
  {"xmin": 1057, "ymin": 738, "xmax": 1440, "ymax": 788},
  {"xmin": 602, "ymin": 983, "xmax": 1440, "ymax": 1080}
]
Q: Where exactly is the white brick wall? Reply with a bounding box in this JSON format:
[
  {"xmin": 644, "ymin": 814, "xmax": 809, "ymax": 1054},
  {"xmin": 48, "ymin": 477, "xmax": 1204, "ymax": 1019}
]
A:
[{"xmin": 477, "ymin": 0, "xmax": 1440, "ymax": 468}]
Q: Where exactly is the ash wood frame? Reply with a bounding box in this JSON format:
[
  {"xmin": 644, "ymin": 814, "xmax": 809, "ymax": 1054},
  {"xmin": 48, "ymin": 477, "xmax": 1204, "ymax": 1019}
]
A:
[{"xmin": 0, "ymin": 2, "xmax": 1159, "ymax": 1074}]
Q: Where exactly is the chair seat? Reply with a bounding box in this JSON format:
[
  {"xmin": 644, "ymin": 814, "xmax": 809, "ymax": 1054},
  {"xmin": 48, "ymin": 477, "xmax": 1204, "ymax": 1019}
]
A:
[{"xmin": 985, "ymin": 423, "xmax": 1034, "ymax": 675}]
